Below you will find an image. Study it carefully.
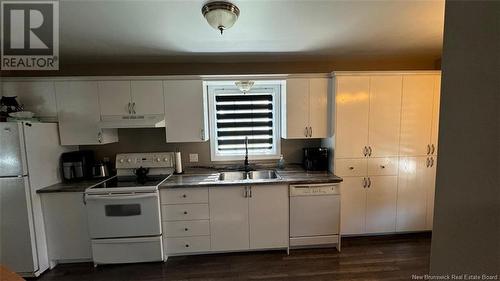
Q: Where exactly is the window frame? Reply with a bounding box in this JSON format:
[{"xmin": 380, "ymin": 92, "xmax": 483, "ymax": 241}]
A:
[{"xmin": 207, "ymin": 81, "xmax": 282, "ymax": 162}]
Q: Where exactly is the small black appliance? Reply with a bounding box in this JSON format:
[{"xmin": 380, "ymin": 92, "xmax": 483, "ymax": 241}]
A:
[{"xmin": 303, "ymin": 147, "xmax": 329, "ymax": 171}]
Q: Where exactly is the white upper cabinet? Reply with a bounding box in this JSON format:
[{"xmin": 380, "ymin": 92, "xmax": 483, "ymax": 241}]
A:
[
  {"xmin": 335, "ymin": 75, "xmax": 402, "ymax": 159},
  {"xmin": 98, "ymin": 81, "xmax": 131, "ymax": 116},
  {"xmin": 131, "ymin": 80, "xmax": 164, "ymax": 115},
  {"xmin": 1, "ymin": 81, "xmax": 57, "ymax": 120},
  {"xmin": 399, "ymin": 75, "xmax": 436, "ymax": 156},
  {"xmin": 164, "ymin": 80, "xmax": 208, "ymax": 142},
  {"xmin": 55, "ymin": 81, "xmax": 118, "ymax": 145},
  {"xmin": 98, "ymin": 80, "xmax": 165, "ymax": 116},
  {"xmin": 367, "ymin": 76, "xmax": 402, "ymax": 157},
  {"xmin": 430, "ymin": 76, "xmax": 441, "ymax": 156},
  {"xmin": 335, "ymin": 76, "xmax": 370, "ymax": 158},
  {"xmin": 282, "ymin": 77, "xmax": 329, "ymax": 139}
]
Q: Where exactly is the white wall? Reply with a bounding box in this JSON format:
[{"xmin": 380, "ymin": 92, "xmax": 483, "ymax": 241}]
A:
[{"xmin": 430, "ymin": 0, "xmax": 500, "ymax": 275}]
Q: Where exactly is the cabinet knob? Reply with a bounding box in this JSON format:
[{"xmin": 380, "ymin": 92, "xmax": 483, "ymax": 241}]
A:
[
  {"xmin": 380, "ymin": 165, "xmax": 385, "ymax": 169},
  {"xmin": 185, "ymin": 244, "xmax": 190, "ymax": 248},
  {"xmin": 184, "ymin": 228, "xmax": 189, "ymax": 231},
  {"xmin": 349, "ymin": 166, "xmax": 354, "ymax": 170},
  {"xmin": 182, "ymin": 194, "xmax": 187, "ymax": 198},
  {"xmin": 183, "ymin": 211, "xmax": 188, "ymax": 215}
]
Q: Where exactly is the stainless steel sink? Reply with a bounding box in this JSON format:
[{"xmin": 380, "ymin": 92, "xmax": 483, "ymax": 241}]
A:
[
  {"xmin": 218, "ymin": 170, "xmax": 280, "ymax": 182},
  {"xmin": 248, "ymin": 170, "xmax": 279, "ymax": 180},
  {"xmin": 218, "ymin": 171, "xmax": 247, "ymax": 181}
]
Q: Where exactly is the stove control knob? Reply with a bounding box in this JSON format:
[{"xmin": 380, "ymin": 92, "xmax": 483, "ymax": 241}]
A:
[
  {"xmin": 127, "ymin": 159, "xmax": 132, "ymax": 163},
  {"xmin": 119, "ymin": 159, "xmax": 124, "ymax": 163},
  {"xmin": 156, "ymin": 157, "xmax": 161, "ymax": 162},
  {"xmin": 164, "ymin": 157, "xmax": 169, "ymax": 162}
]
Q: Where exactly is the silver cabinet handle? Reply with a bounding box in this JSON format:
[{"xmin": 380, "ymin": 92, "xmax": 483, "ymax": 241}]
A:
[
  {"xmin": 200, "ymin": 128, "xmax": 205, "ymax": 140},
  {"xmin": 127, "ymin": 102, "xmax": 131, "ymax": 114},
  {"xmin": 363, "ymin": 146, "xmax": 368, "ymax": 157},
  {"xmin": 304, "ymin": 127, "xmax": 308, "ymax": 137},
  {"xmin": 368, "ymin": 146, "xmax": 372, "ymax": 157},
  {"xmin": 132, "ymin": 102, "xmax": 136, "ymax": 114},
  {"xmin": 426, "ymin": 157, "xmax": 430, "ymax": 167},
  {"xmin": 430, "ymin": 157, "xmax": 434, "ymax": 167},
  {"xmin": 431, "ymin": 144, "xmax": 435, "ymax": 155},
  {"xmin": 427, "ymin": 144, "xmax": 431, "ymax": 155},
  {"xmin": 248, "ymin": 186, "xmax": 252, "ymax": 198},
  {"xmin": 363, "ymin": 177, "xmax": 367, "ymax": 188},
  {"xmin": 367, "ymin": 177, "xmax": 371, "ymax": 188},
  {"xmin": 97, "ymin": 131, "xmax": 102, "ymax": 143},
  {"xmin": 244, "ymin": 186, "xmax": 248, "ymax": 198},
  {"xmin": 309, "ymin": 126, "xmax": 313, "ymax": 138}
]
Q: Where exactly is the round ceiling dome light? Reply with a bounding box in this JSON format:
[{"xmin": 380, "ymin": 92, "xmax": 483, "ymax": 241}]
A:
[{"xmin": 202, "ymin": 1, "xmax": 240, "ymax": 35}]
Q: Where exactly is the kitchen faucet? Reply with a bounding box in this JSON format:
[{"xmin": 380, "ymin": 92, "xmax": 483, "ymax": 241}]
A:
[{"xmin": 244, "ymin": 136, "xmax": 250, "ymax": 172}]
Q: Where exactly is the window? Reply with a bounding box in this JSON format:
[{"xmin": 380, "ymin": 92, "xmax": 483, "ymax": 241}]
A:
[{"xmin": 207, "ymin": 81, "xmax": 282, "ymax": 161}]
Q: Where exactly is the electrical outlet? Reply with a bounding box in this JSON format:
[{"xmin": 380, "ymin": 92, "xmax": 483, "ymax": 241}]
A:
[{"xmin": 189, "ymin": 153, "xmax": 199, "ymax": 163}]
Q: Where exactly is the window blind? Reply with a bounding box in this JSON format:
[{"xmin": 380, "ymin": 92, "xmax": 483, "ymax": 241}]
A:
[{"xmin": 215, "ymin": 92, "xmax": 274, "ymax": 154}]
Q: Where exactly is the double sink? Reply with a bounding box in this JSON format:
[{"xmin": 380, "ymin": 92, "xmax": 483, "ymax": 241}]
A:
[{"xmin": 218, "ymin": 170, "xmax": 281, "ymax": 182}]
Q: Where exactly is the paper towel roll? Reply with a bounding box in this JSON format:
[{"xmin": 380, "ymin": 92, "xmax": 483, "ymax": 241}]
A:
[{"xmin": 174, "ymin": 152, "xmax": 183, "ymax": 174}]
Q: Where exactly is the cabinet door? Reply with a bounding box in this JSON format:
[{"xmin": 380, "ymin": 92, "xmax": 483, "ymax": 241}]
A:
[
  {"xmin": 98, "ymin": 81, "xmax": 131, "ymax": 116},
  {"xmin": 283, "ymin": 78, "xmax": 310, "ymax": 138},
  {"xmin": 2, "ymin": 81, "xmax": 57, "ymax": 119},
  {"xmin": 335, "ymin": 76, "xmax": 370, "ymax": 158},
  {"xmin": 425, "ymin": 157, "xmax": 437, "ymax": 230},
  {"xmin": 131, "ymin": 80, "xmax": 164, "ymax": 115},
  {"xmin": 430, "ymin": 75, "xmax": 441, "ymax": 156},
  {"xmin": 248, "ymin": 185, "xmax": 288, "ymax": 249},
  {"xmin": 400, "ymin": 75, "xmax": 435, "ymax": 156},
  {"xmin": 164, "ymin": 80, "xmax": 208, "ymax": 142},
  {"xmin": 365, "ymin": 176, "xmax": 397, "ymax": 233},
  {"xmin": 209, "ymin": 186, "xmax": 249, "ymax": 251},
  {"xmin": 41, "ymin": 193, "xmax": 91, "ymax": 261},
  {"xmin": 368, "ymin": 76, "xmax": 402, "ymax": 157},
  {"xmin": 309, "ymin": 78, "xmax": 329, "ymax": 138},
  {"xmin": 396, "ymin": 157, "xmax": 428, "ymax": 232},
  {"xmin": 340, "ymin": 177, "xmax": 367, "ymax": 235},
  {"xmin": 56, "ymin": 81, "xmax": 117, "ymax": 145}
]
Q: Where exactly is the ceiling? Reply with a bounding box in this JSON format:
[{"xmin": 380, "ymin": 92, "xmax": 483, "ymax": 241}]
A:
[{"xmin": 59, "ymin": 0, "xmax": 445, "ymax": 64}]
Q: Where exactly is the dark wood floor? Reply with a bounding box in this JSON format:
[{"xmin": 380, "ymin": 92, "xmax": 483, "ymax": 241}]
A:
[{"xmin": 33, "ymin": 233, "xmax": 431, "ymax": 281}]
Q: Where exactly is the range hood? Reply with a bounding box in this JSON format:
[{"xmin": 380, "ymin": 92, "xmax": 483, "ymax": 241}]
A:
[{"xmin": 99, "ymin": 115, "xmax": 165, "ymax": 129}]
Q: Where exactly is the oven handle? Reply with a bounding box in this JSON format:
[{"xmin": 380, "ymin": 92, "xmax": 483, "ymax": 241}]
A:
[{"xmin": 85, "ymin": 193, "xmax": 158, "ymax": 201}]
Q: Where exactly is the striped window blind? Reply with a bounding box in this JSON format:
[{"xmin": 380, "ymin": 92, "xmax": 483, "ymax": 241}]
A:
[{"xmin": 213, "ymin": 91, "xmax": 276, "ymax": 156}]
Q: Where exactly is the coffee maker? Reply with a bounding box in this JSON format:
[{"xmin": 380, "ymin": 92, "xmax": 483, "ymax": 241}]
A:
[
  {"xmin": 303, "ymin": 147, "xmax": 329, "ymax": 171},
  {"xmin": 61, "ymin": 151, "xmax": 95, "ymax": 182}
]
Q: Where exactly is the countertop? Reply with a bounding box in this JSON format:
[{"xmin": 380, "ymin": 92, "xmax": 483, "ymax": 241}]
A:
[
  {"xmin": 37, "ymin": 177, "xmax": 115, "ymax": 193},
  {"xmin": 160, "ymin": 166, "xmax": 343, "ymax": 188},
  {"xmin": 36, "ymin": 166, "xmax": 343, "ymax": 193}
]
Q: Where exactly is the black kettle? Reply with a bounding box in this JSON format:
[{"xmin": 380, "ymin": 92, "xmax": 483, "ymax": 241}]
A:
[{"xmin": 134, "ymin": 166, "xmax": 150, "ymax": 179}]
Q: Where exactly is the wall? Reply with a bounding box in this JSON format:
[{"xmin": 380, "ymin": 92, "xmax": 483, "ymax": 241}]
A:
[
  {"xmin": 83, "ymin": 128, "xmax": 321, "ymax": 168},
  {"xmin": 430, "ymin": 0, "xmax": 499, "ymax": 275}
]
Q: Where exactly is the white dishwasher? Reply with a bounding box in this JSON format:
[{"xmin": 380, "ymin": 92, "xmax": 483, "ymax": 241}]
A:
[{"xmin": 289, "ymin": 183, "xmax": 341, "ymax": 250}]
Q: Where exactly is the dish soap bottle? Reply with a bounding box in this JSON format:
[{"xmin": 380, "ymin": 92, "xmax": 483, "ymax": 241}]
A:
[{"xmin": 277, "ymin": 154, "xmax": 285, "ymax": 170}]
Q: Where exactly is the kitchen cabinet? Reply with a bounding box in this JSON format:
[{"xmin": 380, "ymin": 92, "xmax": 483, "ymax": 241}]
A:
[
  {"xmin": 209, "ymin": 185, "xmax": 288, "ymax": 251},
  {"xmin": 98, "ymin": 80, "xmax": 164, "ymax": 117},
  {"xmin": 55, "ymin": 81, "xmax": 118, "ymax": 145},
  {"xmin": 163, "ymin": 80, "xmax": 209, "ymax": 142},
  {"xmin": 339, "ymin": 175, "xmax": 397, "ymax": 235},
  {"xmin": 209, "ymin": 186, "xmax": 249, "ymax": 251},
  {"xmin": 425, "ymin": 157, "xmax": 437, "ymax": 230},
  {"xmin": 40, "ymin": 193, "xmax": 91, "ymax": 264},
  {"xmin": 1, "ymin": 81, "xmax": 58, "ymax": 121},
  {"xmin": 248, "ymin": 184, "xmax": 288, "ymax": 249},
  {"xmin": 282, "ymin": 77, "xmax": 329, "ymax": 139},
  {"xmin": 399, "ymin": 74, "xmax": 440, "ymax": 156},
  {"xmin": 335, "ymin": 75, "xmax": 402, "ymax": 159}
]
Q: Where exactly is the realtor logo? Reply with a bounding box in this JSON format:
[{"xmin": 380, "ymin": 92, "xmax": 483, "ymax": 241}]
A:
[{"xmin": 1, "ymin": 1, "xmax": 59, "ymax": 70}]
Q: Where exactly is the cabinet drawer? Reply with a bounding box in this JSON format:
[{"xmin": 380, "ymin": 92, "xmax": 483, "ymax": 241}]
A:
[
  {"xmin": 166, "ymin": 236, "xmax": 210, "ymax": 254},
  {"xmin": 162, "ymin": 204, "xmax": 209, "ymax": 221},
  {"xmin": 334, "ymin": 159, "xmax": 367, "ymax": 177},
  {"xmin": 368, "ymin": 157, "xmax": 398, "ymax": 176},
  {"xmin": 163, "ymin": 220, "xmax": 210, "ymax": 237},
  {"xmin": 161, "ymin": 188, "xmax": 208, "ymax": 204}
]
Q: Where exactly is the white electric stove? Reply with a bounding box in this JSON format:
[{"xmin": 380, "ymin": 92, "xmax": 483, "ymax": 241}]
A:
[{"xmin": 85, "ymin": 152, "xmax": 174, "ymax": 265}]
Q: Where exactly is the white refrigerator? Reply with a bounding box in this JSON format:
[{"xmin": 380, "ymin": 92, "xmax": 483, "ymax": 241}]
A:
[{"xmin": 0, "ymin": 122, "xmax": 75, "ymax": 277}]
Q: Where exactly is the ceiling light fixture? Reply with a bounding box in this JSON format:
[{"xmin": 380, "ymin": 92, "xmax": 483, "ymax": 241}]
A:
[
  {"xmin": 235, "ymin": 81, "xmax": 254, "ymax": 93},
  {"xmin": 202, "ymin": 1, "xmax": 240, "ymax": 35}
]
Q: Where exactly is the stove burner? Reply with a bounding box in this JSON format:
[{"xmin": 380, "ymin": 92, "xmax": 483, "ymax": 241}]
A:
[{"xmin": 91, "ymin": 175, "xmax": 169, "ymax": 189}]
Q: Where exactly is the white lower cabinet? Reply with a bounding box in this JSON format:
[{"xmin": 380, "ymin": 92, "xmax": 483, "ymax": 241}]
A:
[{"xmin": 40, "ymin": 193, "xmax": 92, "ymax": 263}]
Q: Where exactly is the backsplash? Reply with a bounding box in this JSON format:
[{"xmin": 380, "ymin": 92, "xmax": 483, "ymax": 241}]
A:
[{"xmin": 83, "ymin": 128, "xmax": 322, "ymax": 168}]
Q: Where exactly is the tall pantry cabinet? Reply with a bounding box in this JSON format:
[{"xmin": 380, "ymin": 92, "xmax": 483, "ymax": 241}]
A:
[{"xmin": 333, "ymin": 72, "xmax": 441, "ymax": 235}]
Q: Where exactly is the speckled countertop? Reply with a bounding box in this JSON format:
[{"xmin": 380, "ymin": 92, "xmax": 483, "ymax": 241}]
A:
[
  {"xmin": 36, "ymin": 166, "xmax": 343, "ymax": 193},
  {"xmin": 160, "ymin": 166, "xmax": 342, "ymax": 188},
  {"xmin": 36, "ymin": 176, "xmax": 116, "ymax": 193}
]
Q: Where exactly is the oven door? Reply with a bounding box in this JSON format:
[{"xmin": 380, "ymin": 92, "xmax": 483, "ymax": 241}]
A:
[{"xmin": 86, "ymin": 192, "xmax": 161, "ymax": 239}]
